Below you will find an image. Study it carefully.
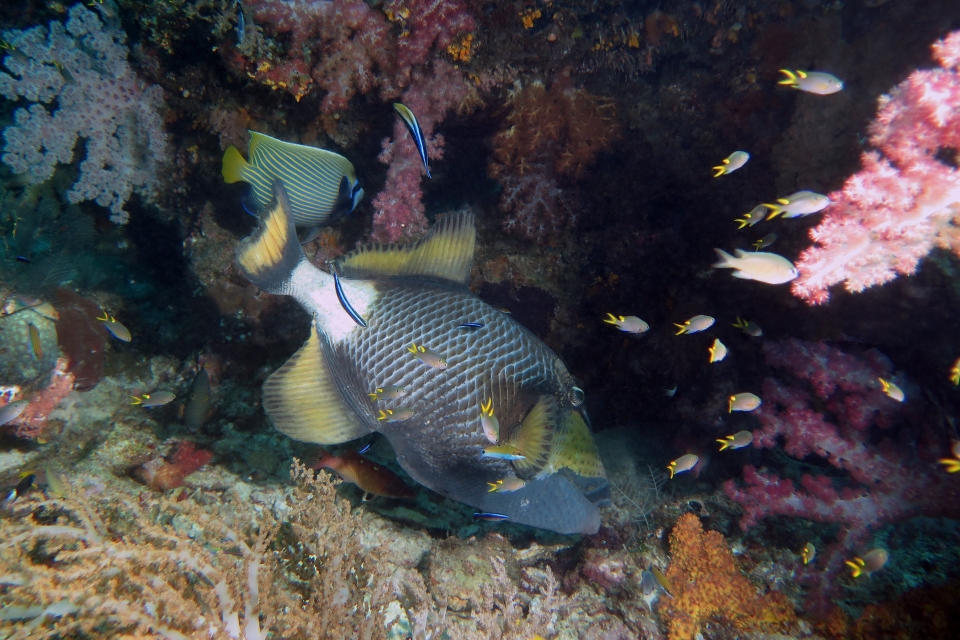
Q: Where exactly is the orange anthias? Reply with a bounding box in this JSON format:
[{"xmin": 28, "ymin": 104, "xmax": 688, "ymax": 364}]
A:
[{"xmin": 313, "ymin": 450, "xmax": 415, "ymax": 499}]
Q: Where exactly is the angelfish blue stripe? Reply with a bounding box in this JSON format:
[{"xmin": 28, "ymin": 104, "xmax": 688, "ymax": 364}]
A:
[{"xmin": 334, "ymin": 273, "xmax": 367, "ymax": 328}]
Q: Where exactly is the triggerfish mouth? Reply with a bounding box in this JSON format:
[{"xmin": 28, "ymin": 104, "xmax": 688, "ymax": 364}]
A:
[
  {"xmin": 222, "ymin": 131, "xmax": 364, "ymax": 242},
  {"xmin": 236, "ymin": 182, "xmax": 609, "ymax": 534}
]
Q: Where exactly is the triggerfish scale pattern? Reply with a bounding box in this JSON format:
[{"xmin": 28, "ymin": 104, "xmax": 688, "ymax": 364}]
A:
[{"xmin": 237, "ymin": 183, "xmax": 608, "ymax": 535}]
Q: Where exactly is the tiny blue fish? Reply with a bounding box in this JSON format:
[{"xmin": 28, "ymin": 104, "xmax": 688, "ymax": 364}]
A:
[
  {"xmin": 473, "ymin": 512, "xmax": 510, "ymax": 522},
  {"xmin": 393, "ymin": 103, "xmax": 431, "ymax": 178},
  {"xmin": 235, "ymin": 0, "xmax": 246, "ymax": 45},
  {"xmin": 15, "ymin": 256, "xmax": 30, "ymax": 264},
  {"xmin": 481, "ymin": 444, "xmax": 525, "ymax": 461},
  {"xmin": 458, "ymin": 322, "xmax": 484, "ymax": 330},
  {"xmin": 334, "ymin": 273, "xmax": 367, "ymax": 327}
]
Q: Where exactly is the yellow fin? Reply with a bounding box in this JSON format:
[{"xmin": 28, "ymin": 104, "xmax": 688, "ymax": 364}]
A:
[
  {"xmin": 544, "ymin": 409, "xmax": 606, "ymax": 479},
  {"xmin": 222, "ymin": 145, "xmax": 250, "ymax": 184},
  {"xmin": 334, "ymin": 210, "xmax": 476, "ymax": 285},
  {"xmin": 262, "ymin": 325, "xmax": 372, "ymax": 444},
  {"xmin": 236, "ymin": 181, "xmax": 303, "ymax": 293},
  {"xmin": 509, "ymin": 395, "xmax": 557, "ymax": 475}
]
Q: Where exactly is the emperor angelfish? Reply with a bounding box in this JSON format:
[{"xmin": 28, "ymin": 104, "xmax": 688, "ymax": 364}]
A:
[
  {"xmin": 237, "ymin": 182, "xmax": 609, "ymax": 534},
  {"xmin": 222, "ymin": 131, "xmax": 364, "ymax": 242}
]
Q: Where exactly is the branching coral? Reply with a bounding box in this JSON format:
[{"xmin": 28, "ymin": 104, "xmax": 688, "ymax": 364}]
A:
[
  {"xmin": 660, "ymin": 513, "xmax": 796, "ymax": 640},
  {"xmin": 490, "ymin": 79, "xmax": 619, "ymax": 239}
]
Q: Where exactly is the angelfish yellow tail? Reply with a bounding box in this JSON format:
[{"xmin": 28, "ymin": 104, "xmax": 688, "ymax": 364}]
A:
[{"xmin": 222, "ymin": 145, "xmax": 249, "ymax": 184}]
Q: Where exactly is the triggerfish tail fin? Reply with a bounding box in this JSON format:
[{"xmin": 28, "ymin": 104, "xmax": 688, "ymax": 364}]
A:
[
  {"xmin": 393, "ymin": 103, "xmax": 431, "ymax": 178},
  {"xmin": 510, "ymin": 395, "xmax": 557, "ymax": 475},
  {"xmin": 263, "ymin": 326, "xmax": 374, "ymax": 445},
  {"xmin": 221, "ymin": 145, "xmax": 250, "ymax": 184},
  {"xmin": 236, "ymin": 180, "xmax": 304, "ymax": 295},
  {"xmin": 333, "ymin": 210, "xmax": 476, "ymax": 284}
]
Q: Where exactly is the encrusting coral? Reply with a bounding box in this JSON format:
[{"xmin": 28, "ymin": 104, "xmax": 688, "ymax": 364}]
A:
[{"xmin": 660, "ymin": 513, "xmax": 796, "ymax": 640}]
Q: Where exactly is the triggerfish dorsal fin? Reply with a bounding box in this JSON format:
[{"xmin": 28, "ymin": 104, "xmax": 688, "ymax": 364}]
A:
[
  {"xmin": 509, "ymin": 395, "xmax": 557, "ymax": 475},
  {"xmin": 544, "ymin": 409, "xmax": 606, "ymax": 480},
  {"xmin": 334, "ymin": 210, "xmax": 476, "ymax": 285},
  {"xmin": 262, "ymin": 325, "xmax": 374, "ymax": 445},
  {"xmin": 236, "ymin": 180, "xmax": 305, "ymax": 295},
  {"xmin": 223, "ymin": 131, "xmax": 363, "ymax": 229}
]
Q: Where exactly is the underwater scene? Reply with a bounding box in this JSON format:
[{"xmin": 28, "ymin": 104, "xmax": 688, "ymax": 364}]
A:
[{"xmin": 0, "ymin": 0, "xmax": 959, "ymax": 637}]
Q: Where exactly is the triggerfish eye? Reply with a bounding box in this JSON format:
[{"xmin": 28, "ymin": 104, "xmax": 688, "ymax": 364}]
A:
[{"xmin": 570, "ymin": 387, "xmax": 585, "ymax": 407}]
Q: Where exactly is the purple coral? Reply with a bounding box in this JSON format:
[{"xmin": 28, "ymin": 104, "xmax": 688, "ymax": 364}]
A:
[
  {"xmin": 0, "ymin": 5, "xmax": 168, "ymax": 223},
  {"xmin": 723, "ymin": 339, "xmax": 960, "ymax": 613}
]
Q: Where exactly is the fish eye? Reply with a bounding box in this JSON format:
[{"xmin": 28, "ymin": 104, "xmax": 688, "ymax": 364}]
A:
[{"xmin": 570, "ymin": 386, "xmax": 585, "ymax": 406}]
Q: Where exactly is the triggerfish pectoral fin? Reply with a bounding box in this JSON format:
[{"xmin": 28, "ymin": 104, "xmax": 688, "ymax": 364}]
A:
[{"xmin": 509, "ymin": 395, "xmax": 557, "ymax": 475}]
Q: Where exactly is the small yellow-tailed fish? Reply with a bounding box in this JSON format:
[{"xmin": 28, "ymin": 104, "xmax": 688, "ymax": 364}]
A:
[
  {"xmin": 96, "ymin": 312, "xmax": 132, "ymax": 342},
  {"xmin": 713, "ymin": 248, "xmax": 799, "ymax": 284},
  {"xmin": 802, "ymin": 542, "xmax": 816, "ymax": 565},
  {"xmin": 487, "ymin": 477, "xmax": 526, "ymax": 493},
  {"xmin": 667, "ymin": 453, "xmax": 699, "ymax": 479},
  {"xmin": 717, "ymin": 430, "xmax": 753, "ymax": 451},
  {"xmin": 27, "ymin": 323, "xmax": 42, "ymax": 359},
  {"xmin": 735, "ymin": 204, "xmax": 768, "ymax": 229},
  {"xmin": 603, "ymin": 313, "xmax": 649, "ymax": 334},
  {"xmin": 0, "ymin": 400, "xmax": 29, "ymax": 428},
  {"xmin": 674, "ymin": 315, "xmax": 714, "ymax": 335},
  {"xmin": 407, "ymin": 342, "xmax": 447, "ymax": 369},
  {"xmin": 130, "ymin": 391, "xmax": 176, "ymax": 408},
  {"xmin": 753, "ymin": 233, "xmax": 777, "ymax": 251},
  {"xmin": 481, "ymin": 444, "xmax": 525, "ymax": 461},
  {"xmin": 733, "ymin": 317, "xmax": 763, "ymax": 337},
  {"xmin": 377, "ymin": 407, "xmax": 415, "ymax": 422},
  {"xmin": 479, "ymin": 398, "xmax": 500, "ymax": 444},
  {"xmin": 708, "ymin": 338, "xmax": 727, "ymax": 363},
  {"xmin": 762, "ymin": 190, "xmax": 831, "ymax": 219},
  {"xmin": 951, "ymin": 356, "xmax": 960, "ymax": 385},
  {"xmin": 729, "ymin": 392, "xmax": 761, "ymax": 412},
  {"xmin": 778, "ymin": 69, "xmax": 844, "ymax": 95},
  {"xmin": 222, "ymin": 131, "xmax": 364, "ymax": 239},
  {"xmin": 940, "ymin": 441, "xmax": 960, "ymax": 473},
  {"xmin": 393, "ymin": 103, "xmax": 432, "ymax": 178},
  {"xmin": 368, "ymin": 385, "xmax": 408, "ymax": 401},
  {"xmin": 878, "ymin": 378, "xmax": 905, "ymax": 402},
  {"xmin": 845, "ymin": 548, "xmax": 888, "ymax": 578},
  {"xmin": 712, "ymin": 151, "xmax": 750, "ymax": 177}
]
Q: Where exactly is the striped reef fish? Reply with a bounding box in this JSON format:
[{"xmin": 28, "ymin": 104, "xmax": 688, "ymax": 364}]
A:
[
  {"xmin": 393, "ymin": 103, "xmax": 431, "ymax": 178},
  {"xmin": 222, "ymin": 131, "xmax": 364, "ymax": 241},
  {"xmin": 237, "ymin": 181, "xmax": 609, "ymax": 534}
]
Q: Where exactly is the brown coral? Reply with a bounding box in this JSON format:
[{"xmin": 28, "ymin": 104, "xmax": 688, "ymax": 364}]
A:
[
  {"xmin": 660, "ymin": 513, "xmax": 796, "ymax": 640},
  {"xmin": 491, "ymin": 78, "xmax": 619, "ymax": 180}
]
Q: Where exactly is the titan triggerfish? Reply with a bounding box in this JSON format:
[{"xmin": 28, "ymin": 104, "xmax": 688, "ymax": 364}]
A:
[{"xmin": 236, "ymin": 181, "xmax": 608, "ymax": 534}]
